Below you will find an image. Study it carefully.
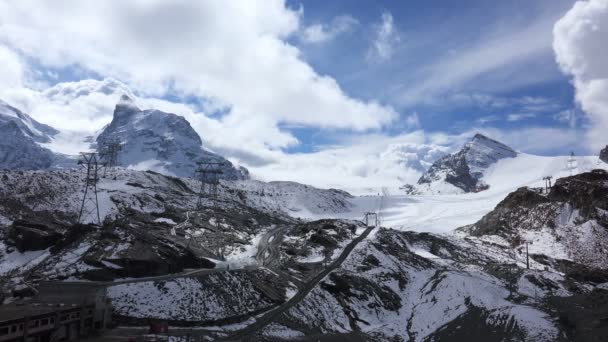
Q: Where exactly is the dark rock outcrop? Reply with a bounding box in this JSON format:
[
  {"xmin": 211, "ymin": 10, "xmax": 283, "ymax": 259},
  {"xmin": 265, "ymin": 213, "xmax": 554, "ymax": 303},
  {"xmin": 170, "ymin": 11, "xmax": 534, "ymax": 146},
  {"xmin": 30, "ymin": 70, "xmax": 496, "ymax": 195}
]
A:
[
  {"xmin": 548, "ymin": 169, "xmax": 608, "ymax": 225},
  {"xmin": 463, "ymin": 170, "xmax": 608, "ymax": 271},
  {"xmin": 600, "ymin": 145, "xmax": 608, "ymax": 164},
  {"xmin": 7, "ymin": 220, "xmax": 66, "ymax": 252}
]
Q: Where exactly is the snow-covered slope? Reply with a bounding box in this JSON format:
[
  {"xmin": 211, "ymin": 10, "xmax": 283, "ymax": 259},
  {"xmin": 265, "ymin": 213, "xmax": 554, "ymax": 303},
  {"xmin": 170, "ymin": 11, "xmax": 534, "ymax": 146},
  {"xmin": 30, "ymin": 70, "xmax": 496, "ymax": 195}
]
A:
[
  {"xmin": 0, "ymin": 100, "xmax": 70, "ymax": 170},
  {"xmin": 96, "ymin": 95, "xmax": 248, "ymax": 180},
  {"xmin": 0, "ymin": 100, "xmax": 58, "ymax": 143},
  {"xmin": 232, "ymin": 180, "xmax": 353, "ymax": 218},
  {"xmin": 416, "ymin": 134, "xmax": 517, "ymax": 194},
  {"xmin": 338, "ymin": 153, "xmax": 608, "ymax": 233}
]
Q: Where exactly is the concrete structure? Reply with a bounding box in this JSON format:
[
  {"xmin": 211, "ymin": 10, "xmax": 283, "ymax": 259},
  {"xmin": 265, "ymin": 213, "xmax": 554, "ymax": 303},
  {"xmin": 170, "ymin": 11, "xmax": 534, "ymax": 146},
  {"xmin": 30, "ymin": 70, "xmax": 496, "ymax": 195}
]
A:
[{"xmin": 0, "ymin": 282, "xmax": 111, "ymax": 342}]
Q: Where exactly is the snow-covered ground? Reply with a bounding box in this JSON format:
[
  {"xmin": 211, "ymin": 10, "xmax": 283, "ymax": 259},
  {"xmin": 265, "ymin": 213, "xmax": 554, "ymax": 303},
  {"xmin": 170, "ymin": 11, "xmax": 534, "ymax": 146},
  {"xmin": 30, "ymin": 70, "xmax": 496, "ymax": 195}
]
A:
[{"xmin": 329, "ymin": 154, "xmax": 608, "ymax": 233}]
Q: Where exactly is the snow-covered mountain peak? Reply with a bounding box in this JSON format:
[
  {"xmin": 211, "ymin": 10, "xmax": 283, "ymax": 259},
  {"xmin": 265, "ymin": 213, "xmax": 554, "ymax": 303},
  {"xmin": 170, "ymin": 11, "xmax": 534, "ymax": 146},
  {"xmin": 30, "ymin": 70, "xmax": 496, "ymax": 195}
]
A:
[
  {"xmin": 462, "ymin": 133, "xmax": 517, "ymax": 178},
  {"xmin": 117, "ymin": 94, "xmax": 138, "ymax": 108},
  {"xmin": 96, "ymin": 98, "xmax": 248, "ymax": 179},
  {"xmin": 466, "ymin": 133, "xmax": 517, "ymax": 159},
  {"xmin": 415, "ymin": 134, "xmax": 517, "ymax": 193}
]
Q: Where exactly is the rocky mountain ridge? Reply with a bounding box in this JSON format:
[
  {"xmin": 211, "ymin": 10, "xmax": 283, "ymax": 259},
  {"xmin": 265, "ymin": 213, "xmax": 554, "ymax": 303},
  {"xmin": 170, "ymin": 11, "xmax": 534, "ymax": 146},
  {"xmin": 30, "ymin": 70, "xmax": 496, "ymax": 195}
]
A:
[
  {"xmin": 415, "ymin": 133, "xmax": 517, "ymax": 193},
  {"xmin": 0, "ymin": 96, "xmax": 249, "ymax": 180},
  {"xmin": 0, "ymin": 101, "xmax": 72, "ymax": 170},
  {"xmin": 96, "ymin": 95, "xmax": 248, "ymax": 179}
]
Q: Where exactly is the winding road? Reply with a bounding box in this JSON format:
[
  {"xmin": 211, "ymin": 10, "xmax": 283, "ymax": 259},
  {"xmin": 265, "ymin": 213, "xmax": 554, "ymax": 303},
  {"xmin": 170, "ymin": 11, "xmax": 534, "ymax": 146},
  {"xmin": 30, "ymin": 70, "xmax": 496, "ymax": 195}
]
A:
[{"xmin": 224, "ymin": 224, "xmax": 376, "ymax": 341}]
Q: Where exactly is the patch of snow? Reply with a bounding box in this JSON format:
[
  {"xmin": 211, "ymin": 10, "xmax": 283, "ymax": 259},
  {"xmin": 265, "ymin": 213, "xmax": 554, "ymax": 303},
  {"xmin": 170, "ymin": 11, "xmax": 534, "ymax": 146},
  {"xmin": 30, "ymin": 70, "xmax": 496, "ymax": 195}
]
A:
[{"xmin": 154, "ymin": 217, "xmax": 177, "ymax": 225}]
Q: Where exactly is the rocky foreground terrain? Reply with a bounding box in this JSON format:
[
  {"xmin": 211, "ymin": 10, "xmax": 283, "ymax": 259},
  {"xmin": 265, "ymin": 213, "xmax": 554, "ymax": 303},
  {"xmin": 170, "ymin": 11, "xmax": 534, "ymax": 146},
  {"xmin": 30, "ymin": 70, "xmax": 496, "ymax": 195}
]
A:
[{"xmin": 0, "ymin": 166, "xmax": 607, "ymax": 341}]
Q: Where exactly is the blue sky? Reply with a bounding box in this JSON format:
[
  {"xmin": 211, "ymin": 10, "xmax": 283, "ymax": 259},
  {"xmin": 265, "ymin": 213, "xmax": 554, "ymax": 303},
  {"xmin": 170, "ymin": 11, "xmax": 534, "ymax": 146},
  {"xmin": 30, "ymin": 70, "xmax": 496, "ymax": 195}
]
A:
[{"xmin": 284, "ymin": 0, "xmax": 581, "ymax": 153}]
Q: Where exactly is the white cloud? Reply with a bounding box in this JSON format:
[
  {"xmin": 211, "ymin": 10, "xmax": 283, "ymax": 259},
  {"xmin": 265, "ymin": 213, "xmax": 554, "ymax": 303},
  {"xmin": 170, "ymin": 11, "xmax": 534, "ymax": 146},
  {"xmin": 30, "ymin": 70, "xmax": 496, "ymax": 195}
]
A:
[
  {"xmin": 553, "ymin": 0, "xmax": 608, "ymax": 151},
  {"xmin": 397, "ymin": 10, "xmax": 564, "ymax": 106},
  {"xmin": 0, "ymin": 45, "xmax": 24, "ymax": 92},
  {"xmin": 367, "ymin": 12, "xmax": 400, "ymax": 62},
  {"xmin": 0, "ymin": 1, "xmax": 396, "ymax": 153},
  {"xmin": 506, "ymin": 113, "xmax": 536, "ymax": 122},
  {"xmin": 405, "ymin": 112, "xmax": 420, "ymax": 129},
  {"xmin": 553, "ymin": 109, "xmax": 579, "ymax": 128},
  {"xmin": 248, "ymin": 131, "xmax": 450, "ymax": 194},
  {"xmin": 476, "ymin": 115, "xmax": 500, "ymax": 125},
  {"xmin": 301, "ymin": 15, "xmax": 358, "ymax": 43}
]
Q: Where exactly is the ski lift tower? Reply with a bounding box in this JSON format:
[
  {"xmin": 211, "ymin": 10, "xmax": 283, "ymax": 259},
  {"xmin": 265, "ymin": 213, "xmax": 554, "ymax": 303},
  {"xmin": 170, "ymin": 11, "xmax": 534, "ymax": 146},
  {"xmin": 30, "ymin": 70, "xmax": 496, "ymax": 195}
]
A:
[
  {"xmin": 194, "ymin": 161, "xmax": 224, "ymax": 229},
  {"xmin": 567, "ymin": 151, "xmax": 577, "ymax": 176},
  {"xmin": 99, "ymin": 138, "xmax": 123, "ymax": 177},
  {"xmin": 542, "ymin": 176, "xmax": 553, "ymax": 193},
  {"xmin": 77, "ymin": 152, "xmax": 101, "ymax": 225},
  {"xmin": 364, "ymin": 212, "xmax": 378, "ymax": 228}
]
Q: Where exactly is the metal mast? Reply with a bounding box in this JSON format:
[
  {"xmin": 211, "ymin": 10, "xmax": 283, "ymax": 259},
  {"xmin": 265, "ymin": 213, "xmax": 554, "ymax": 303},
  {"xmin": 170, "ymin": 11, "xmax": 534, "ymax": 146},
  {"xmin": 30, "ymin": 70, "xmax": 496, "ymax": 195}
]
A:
[
  {"xmin": 78, "ymin": 152, "xmax": 101, "ymax": 225},
  {"xmin": 542, "ymin": 176, "xmax": 552, "ymax": 193},
  {"xmin": 567, "ymin": 151, "xmax": 577, "ymax": 176},
  {"xmin": 99, "ymin": 139, "xmax": 122, "ymax": 177},
  {"xmin": 364, "ymin": 212, "xmax": 378, "ymax": 227},
  {"xmin": 194, "ymin": 161, "xmax": 224, "ymax": 229}
]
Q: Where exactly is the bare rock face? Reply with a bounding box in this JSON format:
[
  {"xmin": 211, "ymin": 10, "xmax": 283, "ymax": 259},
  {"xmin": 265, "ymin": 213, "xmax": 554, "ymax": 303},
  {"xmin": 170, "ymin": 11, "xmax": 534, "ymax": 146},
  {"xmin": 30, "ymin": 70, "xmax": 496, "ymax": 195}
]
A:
[{"xmin": 600, "ymin": 145, "xmax": 608, "ymax": 164}]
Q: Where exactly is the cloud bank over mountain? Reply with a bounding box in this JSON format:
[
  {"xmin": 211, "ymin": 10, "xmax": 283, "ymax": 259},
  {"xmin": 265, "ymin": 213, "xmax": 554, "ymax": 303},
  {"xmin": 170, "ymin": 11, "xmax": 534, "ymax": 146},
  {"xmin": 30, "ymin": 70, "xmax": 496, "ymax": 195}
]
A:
[{"xmin": 0, "ymin": 0, "xmax": 396, "ymax": 156}]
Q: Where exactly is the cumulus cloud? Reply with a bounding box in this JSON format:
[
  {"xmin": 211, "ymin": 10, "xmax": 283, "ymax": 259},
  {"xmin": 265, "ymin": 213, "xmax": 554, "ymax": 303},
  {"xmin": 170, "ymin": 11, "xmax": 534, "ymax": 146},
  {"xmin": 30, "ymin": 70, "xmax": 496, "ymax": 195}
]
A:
[
  {"xmin": 301, "ymin": 15, "xmax": 358, "ymax": 43},
  {"xmin": 249, "ymin": 131, "xmax": 450, "ymax": 194},
  {"xmin": 0, "ymin": 45, "xmax": 24, "ymax": 92},
  {"xmin": 553, "ymin": 0, "xmax": 608, "ymax": 151},
  {"xmin": 0, "ymin": 0, "xmax": 396, "ymax": 160},
  {"xmin": 367, "ymin": 12, "xmax": 400, "ymax": 62}
]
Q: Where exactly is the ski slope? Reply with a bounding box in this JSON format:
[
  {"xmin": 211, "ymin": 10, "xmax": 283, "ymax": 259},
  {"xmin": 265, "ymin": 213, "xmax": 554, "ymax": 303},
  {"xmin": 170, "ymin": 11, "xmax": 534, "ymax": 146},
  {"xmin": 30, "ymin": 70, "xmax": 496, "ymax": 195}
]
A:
[{"xmin": 333, "ymin": 154, "xmax": 608, "ymax": 234}]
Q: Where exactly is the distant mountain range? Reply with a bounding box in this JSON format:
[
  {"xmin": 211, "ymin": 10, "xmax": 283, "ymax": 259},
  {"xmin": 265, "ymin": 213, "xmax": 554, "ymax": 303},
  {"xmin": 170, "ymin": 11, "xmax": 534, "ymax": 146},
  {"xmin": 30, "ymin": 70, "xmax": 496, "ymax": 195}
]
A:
[
  {"xmin": 404, "ymin": 133, "xmax": 607, "ymax": 195},
  {"xmin": 0, "ymin": 96, "xmax": 248, "ymax": 180}
]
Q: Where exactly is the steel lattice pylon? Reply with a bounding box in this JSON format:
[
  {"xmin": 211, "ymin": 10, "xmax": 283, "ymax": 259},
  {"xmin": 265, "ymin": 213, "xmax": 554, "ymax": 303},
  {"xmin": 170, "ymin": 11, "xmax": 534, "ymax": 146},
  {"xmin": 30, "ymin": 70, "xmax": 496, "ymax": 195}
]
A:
[
  {"xmin": 78, "ymin": 152, "xmax": 101, "ymax": 225},
  {"xmin": 194, "ymin": 161, "xmax": 224, "ymax": 229},
  {"xmin": 99, "ymin": 138, "xmax": 123, "ymax": 177}
]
